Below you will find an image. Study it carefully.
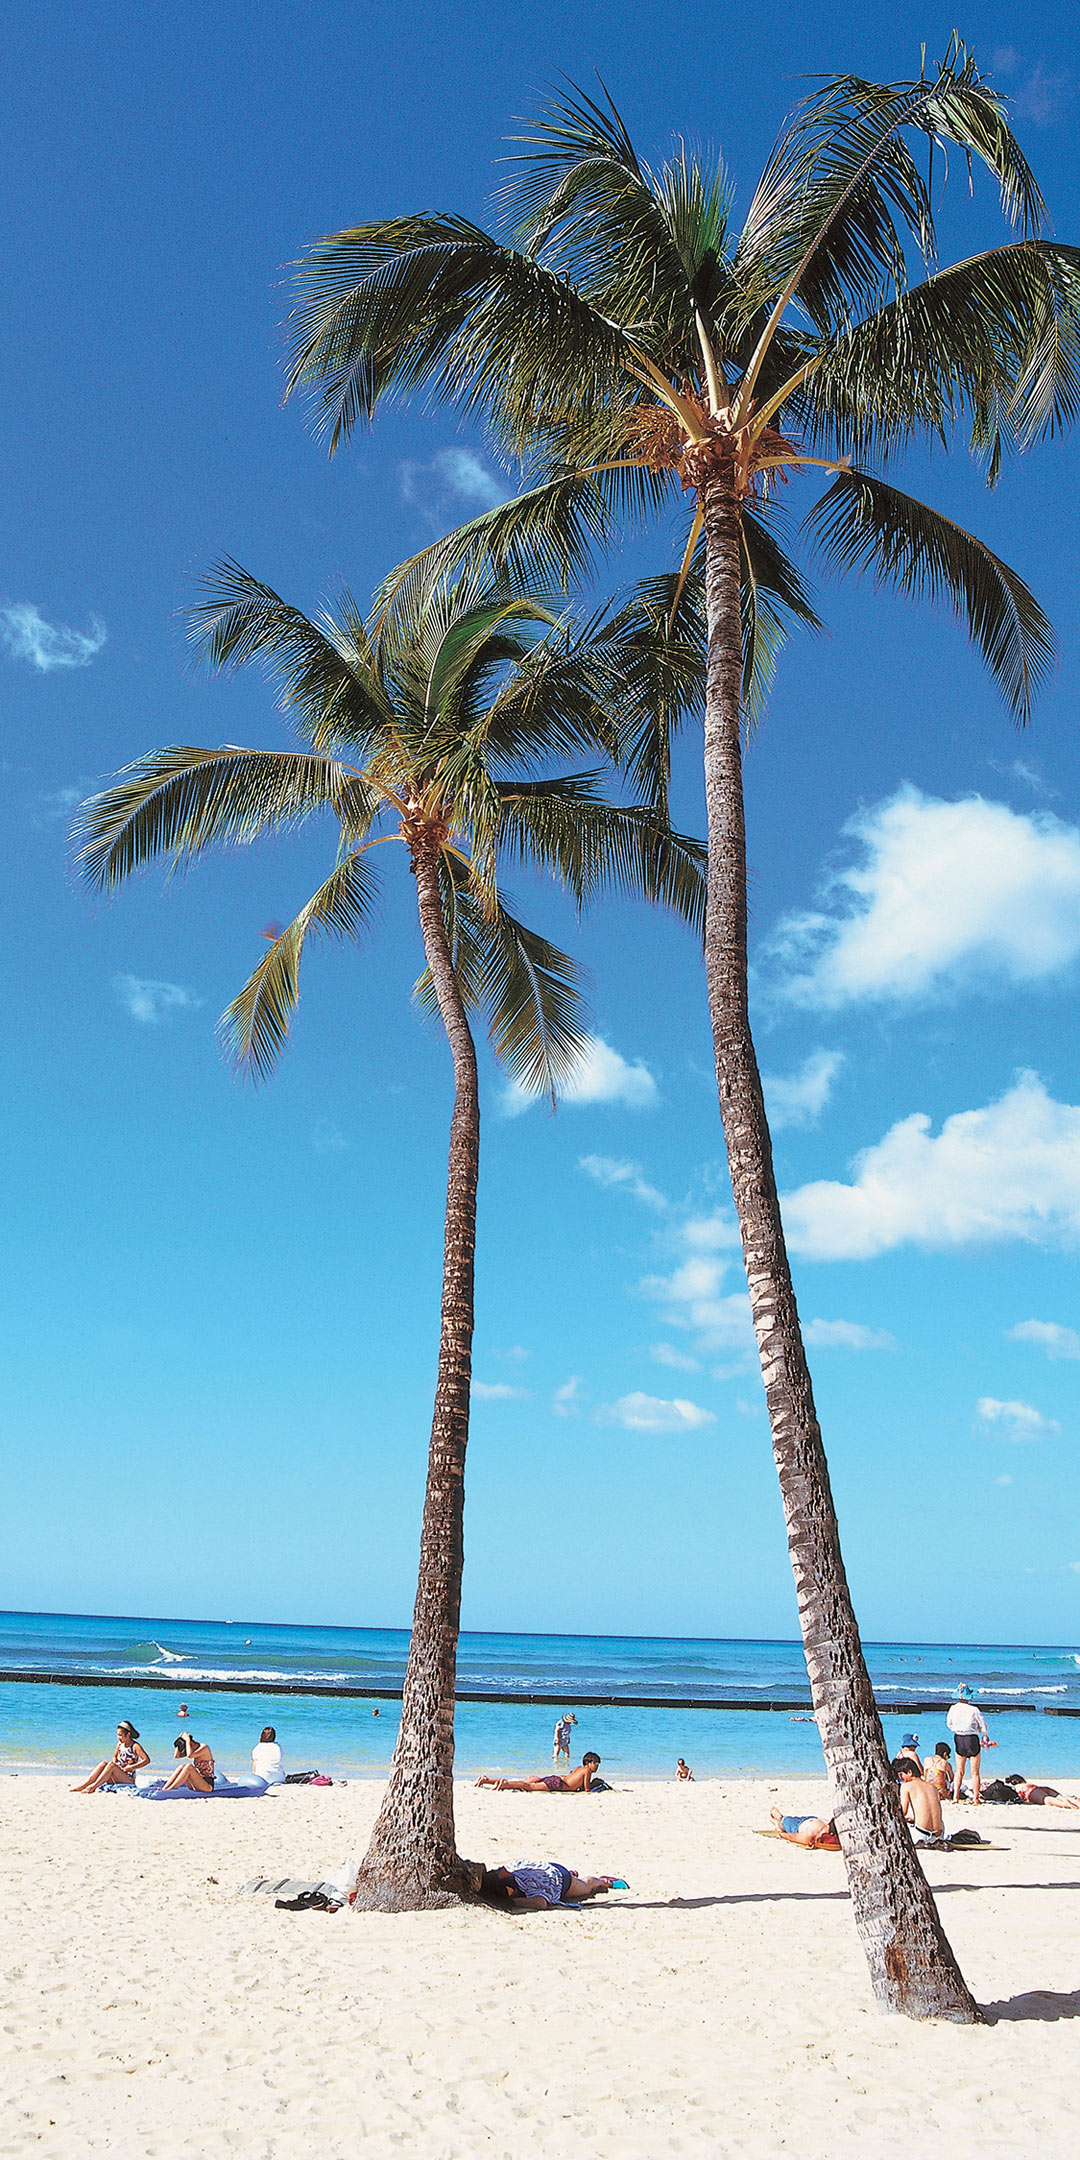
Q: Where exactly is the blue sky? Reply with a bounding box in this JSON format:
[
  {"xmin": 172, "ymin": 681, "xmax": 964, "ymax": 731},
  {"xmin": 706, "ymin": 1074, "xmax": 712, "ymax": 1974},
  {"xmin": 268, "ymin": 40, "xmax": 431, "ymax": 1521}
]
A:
[{"xmin": 2, "ymin": 0, "xmax": 1078, "ymax": 1645}]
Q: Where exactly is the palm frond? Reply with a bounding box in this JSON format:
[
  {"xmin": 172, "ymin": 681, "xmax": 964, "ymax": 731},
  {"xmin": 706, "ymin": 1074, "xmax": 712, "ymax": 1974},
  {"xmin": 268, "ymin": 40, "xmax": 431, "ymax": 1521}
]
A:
[
  {"xmin": 806, "ymin": 467, "xmax": 1053, "ymax": 719},
  {"xmin": 370, "ymin": 472, "xmax": 614, "ymax": 642},
  {"xmin": 740, "ymin": 508, "xmax": 823, "ymax": 722},
  {"xmin": 415, "ymin": 872, "xmax": 590, "ymax": 1100},
  {"xmin": 75, "ymin": 746, "xmax": 359, "ymax": 890},
  {"xmin": 190, "ymin": 560, "xmax": 394, "ymax": 752},
  {"xmin": 591, "ymin": 567, "xmax": 707, "ymax": 808},
  {"xmin": 220, "ymin": 848, "xmax": 381, "ymax": 1080},
  {"xmin": 496, "ymin": 784, "xmax": 707, "ymax": 936}
]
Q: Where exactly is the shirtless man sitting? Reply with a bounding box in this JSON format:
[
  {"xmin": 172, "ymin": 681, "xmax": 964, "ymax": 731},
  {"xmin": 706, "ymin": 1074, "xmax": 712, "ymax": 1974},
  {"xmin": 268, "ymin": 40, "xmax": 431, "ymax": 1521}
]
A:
[
  {"xmin": 769, "ymin": 1808, "xmax": 841, "ymax": 1849},
  {"xmin": 892, "ymin": 1756, "xmax": 945, "ymax": 1842},
  {"xmin": 476, "ymin": 1752, "xmax": 601, "ymax": 1793}
]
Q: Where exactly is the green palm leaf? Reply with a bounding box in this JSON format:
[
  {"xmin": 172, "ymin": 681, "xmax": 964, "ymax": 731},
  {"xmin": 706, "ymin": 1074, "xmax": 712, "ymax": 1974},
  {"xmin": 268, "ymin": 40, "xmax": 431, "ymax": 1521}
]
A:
[
  {"xmin": 191, "ymin": 560, "xmax": 395, "ymax": 752},
  {"xmin": 221, "ymin": 848, "xmax": 382, "ymax": 1080},
  {"xmin": 75, "ymin": 745, "xmax": 358, "ymax": 889},
  {"xmin": 806, "ymin": 468, "xmax": 1053, "ymax": 718},
  {"xmin": 415, "ymin": 872, "xmax": 589, "ymax": 1101}
]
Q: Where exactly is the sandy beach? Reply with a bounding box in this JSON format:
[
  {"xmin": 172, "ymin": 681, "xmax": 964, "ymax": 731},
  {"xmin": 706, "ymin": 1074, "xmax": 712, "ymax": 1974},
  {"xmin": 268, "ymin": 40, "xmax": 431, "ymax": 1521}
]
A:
[{"xmin": 2, "ymin": 1775, "xmax": 1079, "ymax": 2157}]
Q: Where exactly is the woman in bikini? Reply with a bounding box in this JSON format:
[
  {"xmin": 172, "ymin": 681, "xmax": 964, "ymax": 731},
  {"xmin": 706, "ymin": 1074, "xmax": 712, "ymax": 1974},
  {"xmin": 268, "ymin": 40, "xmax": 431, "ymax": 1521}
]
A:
[
  {"xmin": 160, "ymin": 1732, "xmax": 216, "ymax": 1792},
  {"xmin": 71, "ymin": 1722, "xmax": 149, "ymax": 1792}
]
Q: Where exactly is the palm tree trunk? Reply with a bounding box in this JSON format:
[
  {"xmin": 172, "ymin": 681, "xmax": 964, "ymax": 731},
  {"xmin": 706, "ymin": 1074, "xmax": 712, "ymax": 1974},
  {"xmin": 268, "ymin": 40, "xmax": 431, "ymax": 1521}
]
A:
[
  {"xmin": 352, "ymin": 838, "xmax": 481, "ymax": 1911},
  {"xmin": 699, "ymin": 461, "xmax": 981, "ymax": 2022}
]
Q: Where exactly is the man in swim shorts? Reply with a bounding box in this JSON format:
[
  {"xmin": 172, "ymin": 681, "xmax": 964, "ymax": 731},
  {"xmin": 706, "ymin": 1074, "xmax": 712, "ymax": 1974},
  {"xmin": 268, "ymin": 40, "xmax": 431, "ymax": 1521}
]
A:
[
  {"xmin": 476, "ymin": 1753, "xmax": 601, "ymax": 1793},
  {"xmin": 892, "ymin": 1757, "xmax": 945, "ymax": 1842},
  {"xmin": 769, "ymin": 1808, "xmax": 841, "ymax": 1849}
]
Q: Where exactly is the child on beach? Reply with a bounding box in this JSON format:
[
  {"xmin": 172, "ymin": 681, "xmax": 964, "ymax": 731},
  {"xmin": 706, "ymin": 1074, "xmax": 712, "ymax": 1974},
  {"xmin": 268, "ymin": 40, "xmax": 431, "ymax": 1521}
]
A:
[
  {"xmin": 476, "ymin": 1753, "xmax": 602, "ymax": 1793},
  {"xmin": 71, "ymin": 1722, "xmax": 149, "ymax": 1791},
  {"xmin": 676, "ymin": 1758, "xmax": 694, "ymax": 1780},
  {"xmin": 923, "ymin": 1742, "xmax": 952, "ymax": 1796},
  {"xmin": 479, "ymin": 1863, "xmax": 624, "ymax": 1908}
]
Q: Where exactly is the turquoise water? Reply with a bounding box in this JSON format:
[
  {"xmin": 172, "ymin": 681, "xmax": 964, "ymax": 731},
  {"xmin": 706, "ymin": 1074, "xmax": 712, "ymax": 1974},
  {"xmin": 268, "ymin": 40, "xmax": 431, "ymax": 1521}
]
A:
[{"xmin": 3, "ymin": 1609, "xmax": 1080, "ymax": 1778}]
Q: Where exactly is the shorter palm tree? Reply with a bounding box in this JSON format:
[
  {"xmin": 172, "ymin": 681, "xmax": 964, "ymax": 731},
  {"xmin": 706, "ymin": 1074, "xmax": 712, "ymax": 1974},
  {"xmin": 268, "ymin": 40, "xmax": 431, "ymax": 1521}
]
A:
[{"xmin": 75, "ymin": 562, "xmax": 705, "ymax": 1908}]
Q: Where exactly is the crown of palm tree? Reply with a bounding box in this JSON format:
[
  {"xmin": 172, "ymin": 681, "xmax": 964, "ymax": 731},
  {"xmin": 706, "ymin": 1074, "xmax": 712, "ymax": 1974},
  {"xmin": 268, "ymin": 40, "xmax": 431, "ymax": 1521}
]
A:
[
  {"xmin": 286, "ymin": 42, "xmax": 1080, "ymax": 718},
  {"xmin": 75, "ymin": 562, "xmax": 707, "ymax": 1088}
]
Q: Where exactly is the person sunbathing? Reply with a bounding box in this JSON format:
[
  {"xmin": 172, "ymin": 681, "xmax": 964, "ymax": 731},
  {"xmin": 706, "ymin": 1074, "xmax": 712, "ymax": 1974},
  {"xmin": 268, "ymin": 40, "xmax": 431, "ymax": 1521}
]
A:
[
  {"xmin": 476, "ymin": 1752, "xmax": 601, "ymax": 1793},
  {"xmin": 160, "ymin": 1733, "xmax": 215, "ymax": 1792},
  {"xmin": 1003, "ymin": 1774, "xmax": 1080, "ymax": 1809},
  {"xmin": 479, "ymin": 1863, "xmax": 624, "ymax": 1908},
  {"xmin": 769, "ymin": 1808, "xmax": 840, "ymax": 1849},
  {"xmin": 71, "ymin": 1722, "xmax": 149, "ymax": 1792}
]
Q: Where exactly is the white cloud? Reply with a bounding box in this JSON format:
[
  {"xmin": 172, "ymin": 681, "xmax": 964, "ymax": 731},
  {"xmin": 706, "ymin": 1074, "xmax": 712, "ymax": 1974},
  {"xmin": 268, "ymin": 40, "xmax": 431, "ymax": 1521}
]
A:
[
  {"xmin": 641, "ymin": 1254, "xmax": 755, "ymax": 1353},
  {"xmin": 1007, "ymin": 1319, "xmax": 1080, "ymax": 1362},
  {"xmin": 803, "ymin": 1318, "xmax": 898, "ymax": 1350},
  {"xmin": 650, "ymin": 1342, "xmax": 701, "ymax": 1373},
  {"xmin": 595, "ymin": 1392, "xmax": 717, "ymax": 1433},
  {"xmin": 994, "ymin": 1474, "xmax": 1014, "ymax": 1486},
  {"xmin": 493, "ymin": 1345, "xmax": 531, "ymax": 1364},
  {"xmin": 579, "ymin": 1154, "xmax": 667, "ymax": 1210},
  {"xmin": 32, "ymin": 783, "xmax": 84, "ymax": 825},
  {"xmin": 1069, "ymin": 1560, "xmax": 1080, "ymax": 1574},
  {"xmin": 1, "ymin": 602, "xmax": 106, "ymax": 672},
  {"xmin": 311, "ymin": 1119, "xmax": 348, "ymax": 1154},
  {"xmin": 780, "ymin": 1074, "xmax": 1080, "ymax": 1261},
  {"xmin": 771, "ymin": 789, "xmax": 1080, "ymax": 1007},
  {"xmin": 502, "ymin": 1037, "xmax": 658, "ymax": 1116},
  {"xmin": 681, "ymin": 1211, "xmax": 741, "ymax": 1252},
  {"xmin": 472, "ymin": 1380, "xmax": 531, "ymax": 1401},
  {"xmin": 551, "ymin": 1375, "xmax": 585, "ymax": 1418},
  {"xmin": 114, "ymin": 975, "xmax": 201, "ymax": 1025},
  {"xmin": 976, "ymin": 1396, "xmax": 1061, "ymax": 1440},
  {"xmin": 400, "ymin": 446, "xmax": 507, "ymax": 520},
  {"xmin": 763, "ymin": 1050, "xmax": 843, "ymax": 1129}
]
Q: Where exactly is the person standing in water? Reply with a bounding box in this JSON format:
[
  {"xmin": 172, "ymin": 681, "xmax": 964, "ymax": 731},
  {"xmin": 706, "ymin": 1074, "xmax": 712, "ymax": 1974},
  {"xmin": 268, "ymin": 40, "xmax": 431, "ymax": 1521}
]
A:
[
  {"xmin": 947, "ymin": 1686, "xmax": 993, "ymax": 1804},
  {"xmin": 553, "ymin": 1711, "xmax": 577, "ymax": 1762}
]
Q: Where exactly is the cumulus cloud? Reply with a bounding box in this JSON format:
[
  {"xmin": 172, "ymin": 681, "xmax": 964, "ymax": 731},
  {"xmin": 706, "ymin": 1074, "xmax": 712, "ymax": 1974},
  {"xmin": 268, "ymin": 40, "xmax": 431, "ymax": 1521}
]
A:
[
  {"xmin": 595, "ymin": 1392, "xmax": 716, "ymax": 1433},
  {"xmin": 1, "ymin": 601, "xmax": 107, "ymax": 672},
  {"xmin": 1007, "ymin": 1319, "xmax": 1080, "ymax": 1361},
  {"xmin": 114, "ymin": 975, "xmax": 201, "ymax": 1025},
  {"xmin": 763, "ymin": 1049, "xmax": 843, "ymax": 1128},
  {"xmin": 502, "ymin": 1037, "xmax": 657, "ymax": 1116},
  {"xmin": 551, "ymin": 1375, "xmax": 585, "ymax": 1418},
  {"xmin": 780, "ymin": 1074, "xmax": 1080, "ymax": 1261},
  {"xmin": 770, "ymin": 789, "xmax": 1080, "ymax": 1007},
  {"xmin": 472, "ymin": 1380, "xmax": 532, "ymax": 1401},
  {"xmin": 803, "ymin": 1318, "xmax": 897, "ymax": 1350},
  {"xmin": 641, "ymin": 1253, "xmax": 755, "ymax": 1353},
  {"xmin": 579, "ymin": 1154, "xmax": 667, "ymax": 1210},
  {"xmin": 977, "ymin": 1396, "xmax": 1061, "ymax": 1440},
  {"xmin": 650, "ymin": 1342, "xmax": 702, "ymax": 1373},
  {"xmin": 400, "ymin": 446, "xmax": 507, "ymax": 522}
]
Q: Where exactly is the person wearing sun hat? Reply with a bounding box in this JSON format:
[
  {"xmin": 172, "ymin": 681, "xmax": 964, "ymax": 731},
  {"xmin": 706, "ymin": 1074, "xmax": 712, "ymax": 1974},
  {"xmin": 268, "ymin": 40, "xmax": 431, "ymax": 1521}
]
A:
[{"xmin": 897, "ymin": 1731, "xmax": 922, "ymax": 1766}]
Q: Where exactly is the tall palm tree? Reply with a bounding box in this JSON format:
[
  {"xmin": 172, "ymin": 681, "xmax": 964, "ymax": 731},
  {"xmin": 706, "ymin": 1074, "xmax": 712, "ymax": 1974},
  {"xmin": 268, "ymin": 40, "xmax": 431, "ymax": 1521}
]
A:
[
  {"xmin": 75, "ymin": 564, "xmax": 705, "ymax": 1909},
  {"xmin": 282, "ymin": 46, "xmax": 1080, "ymax": 2008}
]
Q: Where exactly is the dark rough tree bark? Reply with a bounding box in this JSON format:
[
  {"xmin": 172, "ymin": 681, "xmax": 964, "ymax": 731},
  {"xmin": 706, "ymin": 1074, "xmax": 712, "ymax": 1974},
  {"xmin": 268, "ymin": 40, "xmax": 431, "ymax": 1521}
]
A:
[
  {"xmin": 352, "ymin": 839, "xmax": 482, "ymax": 1910},
  {"xmin": 699, "ymin": 456, "xmax": 979, "ymax": 2018}
]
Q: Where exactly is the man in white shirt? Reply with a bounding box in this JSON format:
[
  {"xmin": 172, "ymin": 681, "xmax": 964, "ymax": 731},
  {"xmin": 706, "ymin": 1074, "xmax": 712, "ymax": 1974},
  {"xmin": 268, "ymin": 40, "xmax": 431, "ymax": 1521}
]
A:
[{"xmin": 945, "ymin": 1688, "xmax": 993, "ymax": 1804}]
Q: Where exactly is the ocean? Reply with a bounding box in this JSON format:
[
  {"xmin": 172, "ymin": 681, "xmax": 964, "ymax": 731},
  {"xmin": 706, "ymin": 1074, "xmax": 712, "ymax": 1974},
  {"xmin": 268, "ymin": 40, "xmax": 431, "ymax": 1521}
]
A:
[{"xmin": 3, "ymin": 1609, "xmax": 1080, "ymax": 1780}]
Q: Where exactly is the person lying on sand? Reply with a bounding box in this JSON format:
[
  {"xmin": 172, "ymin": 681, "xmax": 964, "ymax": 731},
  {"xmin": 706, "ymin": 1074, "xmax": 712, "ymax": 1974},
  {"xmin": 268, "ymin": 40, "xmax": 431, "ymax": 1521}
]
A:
[
  {"xmin": 479, "ymin": 1863, "xmax": 624, "ymax": 1908},
  {"xmin": 71, "ymin": 1721, "xmax": 149, "ymax": 1792},
  {"xmin": 892, "ymin": 1757, "xmax": 944, "ymax": 1842},
  {"xmin": 476, "ymin": 1752, "xmax": 601, "ymax": 1793},
  {"xmin": 160, "ymin": 1733, "xmax": 215, "ymax": 1791},
  {"xmin": 1003, "ymin": 1774, "xmax": 1080, "ymax": 1809},
  {"xmin": 769, "ymin": 1808, "xmax": 840, "ymax": 1849}
]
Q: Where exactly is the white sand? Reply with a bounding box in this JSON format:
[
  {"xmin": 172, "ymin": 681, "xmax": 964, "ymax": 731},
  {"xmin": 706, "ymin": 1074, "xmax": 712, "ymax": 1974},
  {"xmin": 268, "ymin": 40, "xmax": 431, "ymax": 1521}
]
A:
[{"xmin": 2, "ymin": 1774, "xmax": 1079, "ymax": 2157}]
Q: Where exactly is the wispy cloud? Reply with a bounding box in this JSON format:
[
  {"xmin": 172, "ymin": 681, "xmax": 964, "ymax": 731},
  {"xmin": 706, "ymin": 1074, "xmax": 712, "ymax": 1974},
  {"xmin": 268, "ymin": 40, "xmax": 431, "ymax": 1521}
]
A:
[
  {"xmin": 994, "ymin": 1474, "xmax": 1014, "ymax": 1487},
  {"xmin": 311, "ymin": 1119, "xmax": 348, "ymax": 1154},
  {"xmin": 992, "ymin": 48, "xmax": 1072, "ymax": 126},
  {"xmin": 763, "ymin": 1049, "xmax": 843, "ymax": 1129},
  {"xmin": 472, "ymin": 1380, "xmax": 532, "ymax": 1401},
  {"xmin": 976, "ymin": 1396, "xmax": 1061, "ymax": 1441},
  {"xmin": 114, "ymin": 975, "xmax": 201, "ymax": 1025},
  {"xmin": 769, "ymin": 789, "xmax": 1080, "ymax": 1007},
  {"xmin": 641, "ymin": 1253, "xmax": 754, "ymax": 1356},
  {"xmin": 400, "ymin": 446, "xmax": 508, "ymax": 525},
  {"xmin": 31, "ymin": 783, "xmax": 84, "ymax": 829},
  {"xmin": 780, "ymin": 1074, "xmax": 1080, "ymax": 1261},
  {"xmin": 803, "ymin": 1318, "xmax": 897, "ymax": 1350},
  {"xmin": 595, "ymin": 1391, "xmax": 716, "ymax": 1433},
  {"xmin": 493, "ymin": 1344, "xmax": 531, "ymax": 1364},
  {"xmin": 502, "ymin": 1037, "xmax": 658, "ymax": 1117},
  {"xmin": 1007, "ymin": 1319, "xmax": 1080, "ymax": 1362},
  {"xmin": 650, "ymin": 1342, "xmax": 701, "ymax": 1373},
  {"xmin": 579, "ymin": 1153, "xmax": 668, "ymax": 1210},
  {"xmin": 551, "ymin": 1374, "xmax": 586, "ymax": 1418},
  {"xmin": 1, "ymin": 602, "xmax": 107, "ymax": 672}
]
